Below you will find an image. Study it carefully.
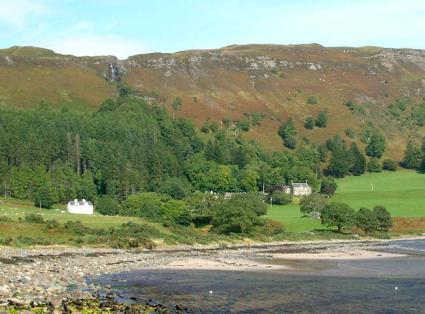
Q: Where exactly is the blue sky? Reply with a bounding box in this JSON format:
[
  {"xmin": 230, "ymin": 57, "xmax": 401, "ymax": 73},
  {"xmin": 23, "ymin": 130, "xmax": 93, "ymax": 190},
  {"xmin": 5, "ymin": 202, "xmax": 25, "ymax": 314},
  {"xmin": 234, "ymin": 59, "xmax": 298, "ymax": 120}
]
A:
[{"xmin": 0, "ymin": 0, "xmax": 424, "ymax": 59}]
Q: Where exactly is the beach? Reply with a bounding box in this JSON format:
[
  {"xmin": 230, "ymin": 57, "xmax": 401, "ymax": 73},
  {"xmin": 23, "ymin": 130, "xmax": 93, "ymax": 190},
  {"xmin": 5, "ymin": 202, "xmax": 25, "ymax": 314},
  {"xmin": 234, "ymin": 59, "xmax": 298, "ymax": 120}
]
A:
[{"xmin": 0, "ymin": 237, "xmax": 421, "ymax": 311}]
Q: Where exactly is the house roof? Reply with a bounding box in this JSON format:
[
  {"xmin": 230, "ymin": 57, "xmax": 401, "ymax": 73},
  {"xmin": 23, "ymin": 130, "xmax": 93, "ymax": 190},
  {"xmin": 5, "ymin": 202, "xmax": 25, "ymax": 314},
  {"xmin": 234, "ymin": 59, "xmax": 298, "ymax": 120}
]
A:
[
  {"xmin": 292, "ymin": 182, "xmax": 310, "ymax": 188},
  {"xmin": 68, "ymin": 199, "xmax": 93, "ymax": 206}
]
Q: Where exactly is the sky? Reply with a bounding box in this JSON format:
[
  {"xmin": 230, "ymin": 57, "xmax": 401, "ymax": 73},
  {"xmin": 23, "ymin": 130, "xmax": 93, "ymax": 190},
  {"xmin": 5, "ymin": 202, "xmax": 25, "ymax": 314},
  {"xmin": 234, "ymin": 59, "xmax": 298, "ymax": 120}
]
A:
[{"xmin": 0, "ymin": 0, "xmax": 424, "ymax": 59}]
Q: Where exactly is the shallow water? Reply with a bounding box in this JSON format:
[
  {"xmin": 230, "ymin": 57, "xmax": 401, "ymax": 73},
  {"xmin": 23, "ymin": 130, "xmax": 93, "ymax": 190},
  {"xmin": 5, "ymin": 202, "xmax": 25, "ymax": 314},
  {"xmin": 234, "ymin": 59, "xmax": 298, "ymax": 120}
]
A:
[{"xmin": 92, "ymin": 239, "xmax": 425, "ymax": 313}]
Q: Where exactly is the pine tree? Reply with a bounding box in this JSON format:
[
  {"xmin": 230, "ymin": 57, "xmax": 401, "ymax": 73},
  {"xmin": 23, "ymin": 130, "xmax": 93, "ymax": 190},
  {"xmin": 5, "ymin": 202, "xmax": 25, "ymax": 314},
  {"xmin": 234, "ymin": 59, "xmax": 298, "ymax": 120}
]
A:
[
  {"xmin": 402, "ymin": 141, "xmax": 422, "ymax": 169},
  {"xmin": 349, "ymin": 143, "xmax": 366, "ymax": 175}
]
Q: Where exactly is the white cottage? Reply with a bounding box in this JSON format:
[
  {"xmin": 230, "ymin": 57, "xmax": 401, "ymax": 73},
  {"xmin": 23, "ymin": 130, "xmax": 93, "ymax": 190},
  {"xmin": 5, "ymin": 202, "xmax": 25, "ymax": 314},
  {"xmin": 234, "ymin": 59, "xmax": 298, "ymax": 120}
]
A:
[{"xmin": 67, "ymin": 199, "xmax": 94, "ymax": 215}]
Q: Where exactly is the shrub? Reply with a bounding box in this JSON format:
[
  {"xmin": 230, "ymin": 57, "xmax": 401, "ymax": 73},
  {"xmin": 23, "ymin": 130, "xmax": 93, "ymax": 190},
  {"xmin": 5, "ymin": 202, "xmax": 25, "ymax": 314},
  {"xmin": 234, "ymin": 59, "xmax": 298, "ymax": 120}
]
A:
[
  {"xmin": 320, "ymin": 177, "xmax": 337, "ymax": 197},
  {"xmin": 315, "ymin": 111, "xmax": 327, "ymax": 128},
  {"xmin": 260, "ymin": 219, "xmax": 284, "ymax": 235},
  {"xmin": 211, "ymin": 192, "xmax": 266, "ymax": 234},
  {"xmin": 356, "ymin": 208, "xmax": 380, "ymax": 234},
  {"xmin": 45, "ymin": 219, "xmax": 59, "ymax": 229},
  {"xmin": 304, "ymin": 117, "xmax": 315, "ymax": 129},
  {"xmin": 64, "ymin": 220, "xmax": 90, "ymax": 235},
  {"xmin": 321, "ymin": 202, "xmax": 356, "ymax": 232},
  {"xmin": 307, "ymin": 96, "xmax": 318, "ymax": 104},
  {"xmin": 300, "ymin": 193, "xmax": 328, "ymax": 216},
  {"xmin": 24, "ymin": 213, "xmax": 44, "ymax": 224},
  {"xmin": 120, "ymin": 192, "xmax": 167, "ymax": 220},
  {"xmin": 382, "ymin": 159, "xmax": 397, "ymax": 171},
  {"xmin": 373, "ymin": 206, "xmax": 392, "ymax": 232},
  {"xmin": 345, "ymin": 128, "xmax": 355, "ymax": 138},
  {"xmin": 367, "ymin": 158, "xmax": 382, "ymax": 172},
  {"xmin": 96, "ymin": 196, "xmax": 120, "ymax": 215},
  {"xmin": 161, "ymin": 199, "xmax": 191, "ymax": 226},
  {"xmin": 271, "ymin": 191, "xmax": 292, "ymax": 205}
]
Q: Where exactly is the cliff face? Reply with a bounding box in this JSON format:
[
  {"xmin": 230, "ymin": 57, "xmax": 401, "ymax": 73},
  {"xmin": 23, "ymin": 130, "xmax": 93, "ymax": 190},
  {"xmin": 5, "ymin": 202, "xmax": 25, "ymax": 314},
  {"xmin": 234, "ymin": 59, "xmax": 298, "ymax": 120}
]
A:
[{"xmin": 1, "ymin": 44, "xmax": 425, "ymax": 158}]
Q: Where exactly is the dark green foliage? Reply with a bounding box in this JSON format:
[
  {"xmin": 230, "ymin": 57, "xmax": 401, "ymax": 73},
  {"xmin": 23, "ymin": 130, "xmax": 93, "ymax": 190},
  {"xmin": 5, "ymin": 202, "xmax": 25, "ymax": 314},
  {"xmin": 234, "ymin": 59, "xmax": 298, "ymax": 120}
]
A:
[
  {"xmin": 321, "ymin": 202, "xmax": 356, "ymax": 232},
  {"xmin": 373, "ymin": 206, "xmax": 392, "ymax": 232},
  {"xmin": 356, "ymin": 208, "xmax": 380, "ymax": 234},
  {"xmin": 320, "ymin": 177, "xmax": 337, "ymax": 196},
  {"xmin": 344, "ymin": 100, "xmax": 365, "ymax": 116},
  {"xmin": 365, "ymin": 129, "xmax": 386, "ymax": 159},
  {"xmin": 401, "ymin": 141, "xmax": 422, "ymax": 169},
  {"xmin": 367, "ymin": 158, "xmax": 382, "ymax": 173},
  {"xmin": 236, "ymin": 119, "xmax": 251, "ymax": 132},
  {"xmin": 345, "ymin": 128, "xmax": 355, "ymax": 138},
  {"xmin": 315, "ymin": 111, "xmax": 327, "ymax": 128},
  {"xmin": 158, "ymin": 177, "xmax": 191, "ymax": 200},
  {"xmin": 211, "ymin": 192, "xmax": 266, "ymax": 234},
  {"xmin": 382, "ymin": 159, "xmax": 397, "ymax": 171},
  {"xmin": 45, "ymin": 219, "xmax": 59, "ymax": 229},
  {"xmin": 299, "ymin": 193, "xmax": 328, "ymax": 215},
  {"xmin": 33, "ymin": 179, "xmax": 58, "ymax": 209},
  {"xmin": 326, "ymin": 136, "xmax": 352, "ymax": 178},
  {"xmin": 270, "ymin": 191, "xmax": 292, "ymax": 205},
  {"xmin": 161, "ymin": 199, "xmax": 191, "ymax": 226},
  {"xmin": 349, "ymin": 142, "xmax": 366, "ymax": 176},
  {"xmin": 304, "ymin": 117, "xmax": 314, "ymax": 129},
  {"xmin": 411, "ymin": 103, "xmax": 425, "ymax": 126},
  {"xmin": 307, "ymin": 96, "xmax": 318, "ymax": 104},
  {"xmin": 120, "ymin": 192, "xmax": 166, "ymax": 220},
  {"xmin": 96, "ymin": 196, "xmax": 119, "ymax": 215},
  {"xmin": 24, "ymin": 213, "xmax": 44, "ymax": 224},
  {"xmin": 278, "ymin": 118, "xmax": 297, "ymax": 149}
]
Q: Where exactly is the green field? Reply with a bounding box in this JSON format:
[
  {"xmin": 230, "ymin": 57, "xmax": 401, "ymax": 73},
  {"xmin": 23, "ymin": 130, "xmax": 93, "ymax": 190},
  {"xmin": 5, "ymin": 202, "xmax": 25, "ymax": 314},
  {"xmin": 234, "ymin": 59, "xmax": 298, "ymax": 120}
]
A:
[{"xmin": 267, "ymin": 170, "xmax": 425, "ymax": 233}]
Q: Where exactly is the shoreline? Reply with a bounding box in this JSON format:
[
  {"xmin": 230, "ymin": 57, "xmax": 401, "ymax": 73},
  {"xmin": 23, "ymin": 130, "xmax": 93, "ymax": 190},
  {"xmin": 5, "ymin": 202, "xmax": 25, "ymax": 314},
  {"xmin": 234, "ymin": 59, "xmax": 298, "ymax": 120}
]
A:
[{"xmin": 0, "ymin": 236, "xmax": 423, "ymax": 310}]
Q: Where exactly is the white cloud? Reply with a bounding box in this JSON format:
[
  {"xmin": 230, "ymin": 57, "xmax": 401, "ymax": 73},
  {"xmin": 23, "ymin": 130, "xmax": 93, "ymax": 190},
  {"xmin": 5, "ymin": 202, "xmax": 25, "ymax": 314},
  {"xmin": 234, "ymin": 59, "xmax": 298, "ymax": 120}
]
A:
[
  {"xmin": 41, "ymin": 34, "xmax": 147, "ymax": 59},
  {"xmin": 0, "ymin": 0, "xmax": 49, "ymax": 27}
]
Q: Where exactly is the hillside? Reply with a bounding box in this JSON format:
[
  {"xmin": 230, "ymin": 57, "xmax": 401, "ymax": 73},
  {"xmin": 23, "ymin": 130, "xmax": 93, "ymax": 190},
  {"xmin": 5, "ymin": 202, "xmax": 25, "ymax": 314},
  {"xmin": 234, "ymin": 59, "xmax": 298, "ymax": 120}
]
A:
[{"xmin": 1, "ymin": 44, "xmax": 425, "ymax": 158}]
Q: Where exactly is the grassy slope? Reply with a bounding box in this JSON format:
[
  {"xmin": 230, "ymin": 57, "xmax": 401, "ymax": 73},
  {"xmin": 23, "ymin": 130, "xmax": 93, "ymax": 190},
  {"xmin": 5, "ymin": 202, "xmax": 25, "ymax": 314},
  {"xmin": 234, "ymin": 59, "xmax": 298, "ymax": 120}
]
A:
[
  {"xmin": 267, "ymin": 170, "xmax": 425, "ymax": 233},
  {"xmin": 1, "ymin": 45, "xmax": 425, "ymax": 159}
]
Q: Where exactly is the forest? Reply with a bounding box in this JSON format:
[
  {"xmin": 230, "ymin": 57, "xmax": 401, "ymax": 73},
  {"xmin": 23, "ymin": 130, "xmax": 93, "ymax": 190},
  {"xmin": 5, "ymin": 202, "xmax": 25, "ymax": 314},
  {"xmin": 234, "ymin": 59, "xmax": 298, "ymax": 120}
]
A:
[{"xmin": 0, "ymin": 95, "xmax": 424, "ymax": 234}]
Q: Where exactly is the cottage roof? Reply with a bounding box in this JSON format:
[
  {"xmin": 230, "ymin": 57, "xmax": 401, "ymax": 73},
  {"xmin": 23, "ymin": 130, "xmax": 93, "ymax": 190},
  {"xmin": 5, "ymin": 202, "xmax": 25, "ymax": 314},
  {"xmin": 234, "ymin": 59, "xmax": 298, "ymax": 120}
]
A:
[
  {"xmin": 292, "ymin": 182, "xmax": 309, "ymax": 188},
  {"xmin": 68, "ymin": 199, "xmax": 93, "ymax": 206}
]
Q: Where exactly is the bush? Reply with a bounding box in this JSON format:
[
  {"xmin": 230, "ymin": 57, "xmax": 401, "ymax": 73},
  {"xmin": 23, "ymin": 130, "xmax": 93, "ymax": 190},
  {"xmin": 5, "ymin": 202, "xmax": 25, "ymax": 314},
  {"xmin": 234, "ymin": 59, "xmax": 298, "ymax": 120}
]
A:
[
  {"xmin": 271, "ymin": 191, "xmax": 292, "ymax": 205},
  {"xmin": 260, "ymin": 219, "xmax": 284, "ymax": 235},
  {"xmin": 161, "ymin": 199, "xmax": 191, "ymax": 226},
  {"xmin": 382, "ymin": 159, "xmax": 397, "ymax": 171},
  {"xmin": 367, "ymin": 158, "xmax": 382, "ymax": 172},
  {"xmin": 45, "ymin": 219, "xmax": 59, "ymax": 229},
  {"xmin": 96, "ymin": 196, "xmax": 119, "ymax": 215},
  {"xmin": 300, "ymin": 193, "xmax": 328, "ymax": 216},
  {"xmin": 373, "ymin": 206, "xmax": 392, "ymax": 232},
  {"xmin": 64, "ymin": 220, "xmax": 90, "ymax": 235},
  {"xmin": 307, "ymin": 96, "xmax": 318, "ymax": 104},
  {"xmin": 320, "ymin": 177, "xmax": 337, "ymax": 197},
  {"xmin": 356, "ymin": 208, "xmax": 380, "ymax": 234},
  {"xmin": 24, "ymin": 213, "xmax": 44, "ymax": 224},
  {"xmin": 120, "ymin": 192, "xmax": 168, "ymax": 220},
  {"xmin": 211, "ymin": 192, "xmax": 266, "ymax": 234},
  {"xmin": 315, "ymin": 111, "xmax": 327, "ymax": 128},
  {"xmin": 321, "ymin": 202, "xmax": 356, "ymax": 232},
  {"xmin": 304, "ymin": 117, "xmax": 315, "ymax": 129}
]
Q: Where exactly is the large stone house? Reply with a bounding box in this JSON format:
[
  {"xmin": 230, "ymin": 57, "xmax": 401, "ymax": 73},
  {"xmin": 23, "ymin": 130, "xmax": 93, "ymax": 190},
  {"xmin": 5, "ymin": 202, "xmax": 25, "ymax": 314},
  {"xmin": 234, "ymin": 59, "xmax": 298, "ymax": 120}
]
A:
[{"xmin": 283, "ymin": 181, "xmax": 312, "ymax": 196}]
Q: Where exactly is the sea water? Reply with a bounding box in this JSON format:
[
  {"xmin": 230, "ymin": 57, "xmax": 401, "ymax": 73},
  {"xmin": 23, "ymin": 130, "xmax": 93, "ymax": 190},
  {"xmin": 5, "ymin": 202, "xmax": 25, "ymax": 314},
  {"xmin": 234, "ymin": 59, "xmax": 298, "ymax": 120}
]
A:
[{"xmin": 92, "ymin": 239, "xmax": 425, "ymax": 313}]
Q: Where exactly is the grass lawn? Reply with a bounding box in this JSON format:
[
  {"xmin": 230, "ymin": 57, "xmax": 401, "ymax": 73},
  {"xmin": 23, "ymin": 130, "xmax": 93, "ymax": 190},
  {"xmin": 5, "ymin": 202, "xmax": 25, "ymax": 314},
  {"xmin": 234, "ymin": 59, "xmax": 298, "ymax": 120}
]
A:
[
  {"xmin": 266, "ymin": 170, "xmax": 425, "ymax": 233},
  {"xmin": 332, "ymin": 170, "xmax": 425, "ymax": 217},
  {"xmin": 0, "ymin": 198, "xmax": 174, "ymax": 240}
]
